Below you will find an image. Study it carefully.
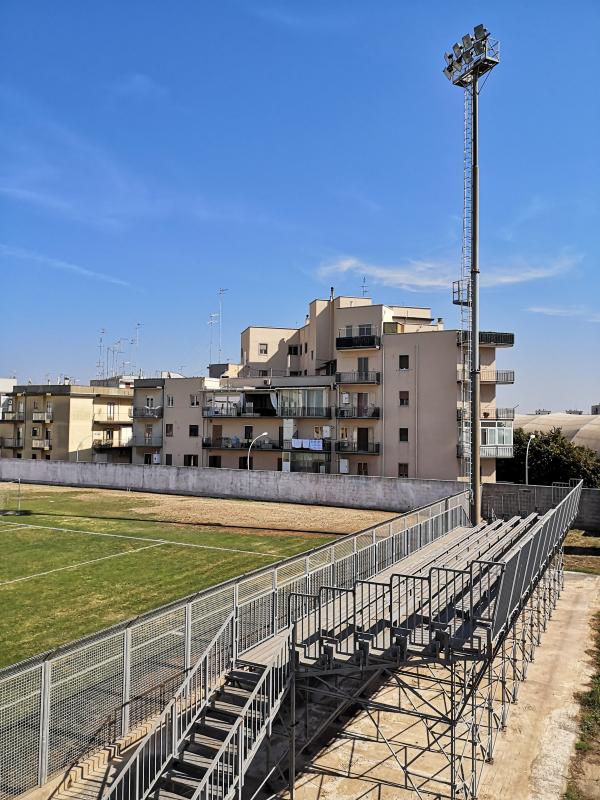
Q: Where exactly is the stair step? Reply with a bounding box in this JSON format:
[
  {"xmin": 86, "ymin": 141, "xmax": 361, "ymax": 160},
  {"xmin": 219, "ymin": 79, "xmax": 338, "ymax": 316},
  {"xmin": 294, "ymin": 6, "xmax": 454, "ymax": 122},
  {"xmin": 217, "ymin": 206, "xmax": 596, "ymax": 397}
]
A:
[{"xmin": 228, "ymin": 669, "xmax": 262, "ymax": 688}]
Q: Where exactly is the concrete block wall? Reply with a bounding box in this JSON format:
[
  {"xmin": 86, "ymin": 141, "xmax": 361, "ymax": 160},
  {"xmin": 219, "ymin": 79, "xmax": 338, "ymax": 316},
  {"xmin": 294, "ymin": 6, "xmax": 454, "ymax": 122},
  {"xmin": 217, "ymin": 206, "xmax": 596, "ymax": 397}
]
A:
[
  {"xmin": 482, "ymin": 482, "xmax": 600, "ymax": 532},
  {"xmin": 0, "ymin": 458, "xmax": 464, "ymax": 513}
]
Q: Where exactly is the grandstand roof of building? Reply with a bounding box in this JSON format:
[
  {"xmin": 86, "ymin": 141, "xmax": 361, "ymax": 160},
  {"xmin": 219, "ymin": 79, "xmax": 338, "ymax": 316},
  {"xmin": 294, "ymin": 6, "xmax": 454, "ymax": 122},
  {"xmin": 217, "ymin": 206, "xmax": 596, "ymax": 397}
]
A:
[{"xmin": 515, "ymin": 413, "xmax": 600, "ymax": 456}]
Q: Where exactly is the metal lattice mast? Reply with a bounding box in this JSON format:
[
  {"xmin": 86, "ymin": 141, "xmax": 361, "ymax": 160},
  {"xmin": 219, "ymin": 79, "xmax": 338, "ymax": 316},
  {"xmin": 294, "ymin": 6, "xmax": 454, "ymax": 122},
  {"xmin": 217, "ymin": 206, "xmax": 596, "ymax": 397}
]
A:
[{"xmin": 446, "ymin": 25, "xmax": 499, "ymax": 524}]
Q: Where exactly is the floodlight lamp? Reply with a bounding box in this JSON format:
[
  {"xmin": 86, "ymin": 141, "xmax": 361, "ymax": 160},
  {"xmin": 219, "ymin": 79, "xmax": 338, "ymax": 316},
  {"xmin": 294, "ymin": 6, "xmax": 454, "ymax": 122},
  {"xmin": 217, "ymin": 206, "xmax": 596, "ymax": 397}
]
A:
[
  {"xmin": 452, "ymin": 42, "xmax": 463, "ymax": 59},
  {"xmin": 444, "ymin": 51, "xmax": 454, "ymax": 66},
  {"xmin": 443, "ymin": 65, "xmax": 454, "ymax": 80},
  {"xmin": 474, "ymin": 24, "xmax": 488, "ymax": 41},
  {"xmin": 462, "ymin": 34, "xmax": 474, "ymax": 50},
  {"xmin": 463, "ymin": 47, "xmax": 473, "ymax": 63}
]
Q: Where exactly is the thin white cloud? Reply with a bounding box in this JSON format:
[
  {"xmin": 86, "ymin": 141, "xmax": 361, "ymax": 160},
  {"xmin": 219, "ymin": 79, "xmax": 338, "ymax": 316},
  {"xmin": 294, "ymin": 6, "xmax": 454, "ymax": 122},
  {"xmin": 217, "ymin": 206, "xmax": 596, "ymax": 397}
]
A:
[
  {"xmin": 318, "ymin": 253, "xmax": 580, "ymax": 293},
  {"xmin": 528, "ymin": 305, "xmax": 600, "ymax": 323},
  {"xmin": 112, "ymin": 73, "xmax": 167, "ymax": 100},
  {"xmin": 252, "ymin": 7, "xmax": 357, "ymax": 32},
  {"xmin": 0, "ymin": 244, "xmax": 129, "ymax": 287}
]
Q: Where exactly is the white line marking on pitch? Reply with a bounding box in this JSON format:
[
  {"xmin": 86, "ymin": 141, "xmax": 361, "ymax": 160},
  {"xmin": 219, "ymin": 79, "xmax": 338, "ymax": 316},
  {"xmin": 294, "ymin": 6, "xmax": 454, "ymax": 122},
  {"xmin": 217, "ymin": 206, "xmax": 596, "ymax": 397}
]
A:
[
  {"xmin": 0, "ymin": 518, "xmax": 279, "ymax": 558},
  {"xmin": 0, "ymin": 543, "xmax": 166, "ymax": 586}
]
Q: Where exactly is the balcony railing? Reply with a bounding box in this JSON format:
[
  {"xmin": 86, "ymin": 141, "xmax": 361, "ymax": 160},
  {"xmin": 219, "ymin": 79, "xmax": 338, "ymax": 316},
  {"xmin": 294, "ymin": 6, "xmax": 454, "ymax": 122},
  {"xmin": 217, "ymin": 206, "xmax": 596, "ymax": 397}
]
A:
[
  {"xmin": 458, "ymin": 331, "xmax": 515, "ymax": 347},
  {"xmin": 202, "ymin": 406, "xmax": 276, "ymax": 418},
  {"xmin": 457, "ymin": 367, "xmax": 515, "ymax": 384},
  {"xmin": 336, "ymin": 334, "xmax": 381, "ymax": 350},
  {"xmin": 32, "ymin": 411, "xmax": 53, "ymax": 422},
  {"xmin": 283, "ymin": 439, "xmax": 332, "ymax": 452},
  {"xmin": 2, "ymin": 438, "xmax": 24, "ymax": 448},
  {"xmin": 93, "ymin": 438, "xmax": 133, "ymax": 449},
  {"xmin": 335, "ymin": 406, "xmax": 381, "ymax": 419},
  {"xmin": 335, "ymin": 371, "xmax": 381, "ymax": 384},
  {"xmin": 1, "ymin": 411, "xmax": 24, "ymax": 422},
  {"xmin": 279, "ymin": 406, "xmax": 331, "ymax": 418},
  {"xmin": 93, "ymin": 411, "xmax": 133, "ymax": 423},
  {"xmin": 132, "ymin": 436, "xmax": 163, "ymax": 447},
  {"xmin": 481, "ymin": 370, "xmax": 515, "ymax": 384},
  {"xmin": 31, "ymin": 439, "xmax": 51, "ymax": 450},
  {"xmin": 132, "ymin": 407, "xmax": 163, "ymax": 419},
  {"xmin": 481, "ymin": 407, "xmax": 515, "ymax": 420},
  {"xmin": 202, "ymin": 437, "xmax": 282, "ymax": 450},
  {"xmin": 335, "ymin": 441, "xmax": 381, "ymax": 454},
  {"xmin": 481, "ymin": 444, "xmax": 514, "ymax": 459}
]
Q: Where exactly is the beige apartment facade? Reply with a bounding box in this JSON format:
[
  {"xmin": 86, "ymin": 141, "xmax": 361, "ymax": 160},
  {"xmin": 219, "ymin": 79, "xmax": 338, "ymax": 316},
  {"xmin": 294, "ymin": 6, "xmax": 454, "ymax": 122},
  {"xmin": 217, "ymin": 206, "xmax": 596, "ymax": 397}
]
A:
[
  {"xmin": 0, "ymin": 383, "xmax": 133, "ymax": 462},
  {"xmin": 129, "ymin": 294, "xmax": 514, "ymax": 480}
]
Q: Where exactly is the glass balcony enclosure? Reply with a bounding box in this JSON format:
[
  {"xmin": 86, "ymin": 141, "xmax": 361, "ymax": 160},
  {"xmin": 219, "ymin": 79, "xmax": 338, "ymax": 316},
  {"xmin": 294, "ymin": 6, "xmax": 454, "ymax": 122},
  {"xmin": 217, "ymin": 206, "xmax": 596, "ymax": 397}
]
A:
[{"xmin": 481, "ymin": 420, "xmax": 513, "ymax": 447}]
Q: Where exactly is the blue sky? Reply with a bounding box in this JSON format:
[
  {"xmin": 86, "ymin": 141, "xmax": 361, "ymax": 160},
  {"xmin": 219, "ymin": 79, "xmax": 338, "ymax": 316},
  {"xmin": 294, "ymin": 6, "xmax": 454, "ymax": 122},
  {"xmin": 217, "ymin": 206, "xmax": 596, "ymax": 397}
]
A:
[{"xmin": 0, "ymin": 1, "xmax": 598, "ymax": 411}]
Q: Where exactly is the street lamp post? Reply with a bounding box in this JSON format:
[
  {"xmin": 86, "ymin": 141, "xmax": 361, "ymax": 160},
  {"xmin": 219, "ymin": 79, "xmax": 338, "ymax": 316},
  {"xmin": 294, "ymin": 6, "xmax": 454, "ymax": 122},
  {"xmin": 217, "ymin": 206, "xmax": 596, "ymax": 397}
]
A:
[
  {"xmin": 247, "ymin": 432, "xmax": 268, "ymax": 471},
  {"xmin": 525, "ymin": 434, "xmax": 536, "ymax": 485}
]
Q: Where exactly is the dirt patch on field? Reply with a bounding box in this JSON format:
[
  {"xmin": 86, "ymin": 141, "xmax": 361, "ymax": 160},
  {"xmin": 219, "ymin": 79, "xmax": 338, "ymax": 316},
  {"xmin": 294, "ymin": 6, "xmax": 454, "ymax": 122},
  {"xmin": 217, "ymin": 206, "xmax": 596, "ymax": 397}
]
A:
[{"xmin": 128, "ymin": 495, "xmax": 396, "ymax": 535}]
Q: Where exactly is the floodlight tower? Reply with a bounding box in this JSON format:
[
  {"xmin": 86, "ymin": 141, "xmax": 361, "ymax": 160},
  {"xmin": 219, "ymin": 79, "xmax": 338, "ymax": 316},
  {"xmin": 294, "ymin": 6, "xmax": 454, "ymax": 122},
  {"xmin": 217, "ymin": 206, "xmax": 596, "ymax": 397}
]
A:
[{"xmin": 445, "ymin": 24, "xmax": 499, "ymax": 525}]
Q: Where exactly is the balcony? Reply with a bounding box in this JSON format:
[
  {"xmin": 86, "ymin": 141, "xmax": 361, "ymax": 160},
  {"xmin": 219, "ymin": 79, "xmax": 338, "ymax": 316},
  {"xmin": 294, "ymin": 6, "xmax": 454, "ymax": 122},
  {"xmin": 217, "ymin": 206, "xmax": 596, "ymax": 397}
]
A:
[
  {"xmin": 32, "ymin": 412, "xmax": 53, "ymax": 422},
  {"xmin": 481, "ymin": 370, "xmax": 515, "ymax": 384},
  {"xmin": 457, "ymin": 367, "xmax": 515, "ymax": 384},
  {"xmin": 283, "ymin": 439, "xmax": 332, "ymax": 452},
  {"xmin": 458, "ymin": 331, "xmax": 515, "ymax": 348},
  {"xmin": 133, "ymin": 436, "xmax": 163, "ymax": 447},
  {"xmin": 93, "ymin": 411, "xmax": 133, "ymax": 423},
  {"xmin": 279, "ymin": 406, "xmax": 331, "ymax": 418},
  {"xmin": 335, "ymin": 371, "xmax": 381, "ymax": 385},
  {"xmin": 2, "ymin": 438, "xmax": 23, "ymax": 448},
  {"xmin": 481, "ymin": 407, "xmax": 515, "ymax": 420},
  {"xmin": 1, "ymin": 411, "xmax": 24, "ymax": 422},
  {"xmin": 481, "ymin": 445, "xmax": 514, "ymax": 458},
  {"xmin": 336, "ymin": 326, "xmax": 380, "ymax": 350},
  {"xmin": 335, "ymin": 406, "xmax": 380, "ymax": 419},
  {"xmin": 93, "ymin": 438, "xmax": 133, "ymax": 449},
  {"xmin": 31, "ymin": 439, "xmax": 51, "ymax": 450},
  {"xmin": 335, "ymin": 441, "xmax": 381, "ymax": 454},
  {"xmin": 289, "ymin": 462, "xmax": 331, "ymax": 474},
  {"xmin": 202, "ymin": 437, "xmax": 282, "ymax": 451},
  {"xmin": 132, "ymin": 406, "xmax": 163, "ymax": 419},
  {"xmin": 202, "ymin": 406, "xmax": 276, "ymax": 418}
]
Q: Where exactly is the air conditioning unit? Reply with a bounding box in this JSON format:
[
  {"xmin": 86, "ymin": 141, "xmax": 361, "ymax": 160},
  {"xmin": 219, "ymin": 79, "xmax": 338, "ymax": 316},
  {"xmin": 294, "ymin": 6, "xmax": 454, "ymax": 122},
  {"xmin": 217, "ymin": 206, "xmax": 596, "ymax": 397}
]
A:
[{"xmin": 263, "ymin": 379, "xmax": 272, "ymax": 386}]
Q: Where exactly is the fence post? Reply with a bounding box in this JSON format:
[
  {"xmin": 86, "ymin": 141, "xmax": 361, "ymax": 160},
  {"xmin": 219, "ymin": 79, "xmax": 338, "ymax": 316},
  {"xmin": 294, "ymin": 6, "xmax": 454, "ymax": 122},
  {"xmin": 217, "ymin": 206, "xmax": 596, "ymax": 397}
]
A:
[
  {"xmin": 38, "ymin": 659, "xmax": 51, "ymax": 786},
  {"xmin": 184, "ymin": 602, "xmax": 193, "ymax": 673},
  {"xmin": 122, "ymin": 627, "xmax": 131, "ymax": 736},
  {"xmin": 272, "ymin": 569, "xmax": 278, "ymax": 637},
  {"xmin": 232, "ymin": 584, "xmax": 239, "ymax": 665}
]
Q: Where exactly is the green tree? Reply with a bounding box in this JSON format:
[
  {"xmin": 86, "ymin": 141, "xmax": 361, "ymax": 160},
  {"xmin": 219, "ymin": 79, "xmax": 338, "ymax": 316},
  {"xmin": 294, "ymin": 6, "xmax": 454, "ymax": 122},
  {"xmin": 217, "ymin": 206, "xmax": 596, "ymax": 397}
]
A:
[{"xmin": 497, "ymin": 427, "xmax": 600, "ymax": 488}]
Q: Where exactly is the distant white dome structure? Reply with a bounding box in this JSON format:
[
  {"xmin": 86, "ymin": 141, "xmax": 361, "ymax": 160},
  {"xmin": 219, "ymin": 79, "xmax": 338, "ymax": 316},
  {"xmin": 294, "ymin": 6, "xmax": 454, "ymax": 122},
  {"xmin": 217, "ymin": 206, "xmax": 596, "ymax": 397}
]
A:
[{"xmin": 515, "ymin": 414, "xmax": 600, "ymax": 456}]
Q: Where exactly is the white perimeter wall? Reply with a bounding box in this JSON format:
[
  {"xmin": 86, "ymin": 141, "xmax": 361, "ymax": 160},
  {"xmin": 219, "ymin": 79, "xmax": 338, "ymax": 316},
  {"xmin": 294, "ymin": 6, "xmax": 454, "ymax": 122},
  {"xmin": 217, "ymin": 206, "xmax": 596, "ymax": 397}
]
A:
[{"xmin": 0, "ymin": 457, "xmax": 464, "ymax": 512}]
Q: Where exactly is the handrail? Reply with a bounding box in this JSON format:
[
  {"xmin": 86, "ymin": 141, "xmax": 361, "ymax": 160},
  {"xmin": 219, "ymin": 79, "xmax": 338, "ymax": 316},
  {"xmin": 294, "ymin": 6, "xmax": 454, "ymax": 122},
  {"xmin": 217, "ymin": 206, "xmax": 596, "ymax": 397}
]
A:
[
  {"xmin": 189, "ymin": 632, "xmax": 291, "ymax": 800},
  {"xmin": 104, "ymin": 611, "xmax": 235, "ymax": 799}
]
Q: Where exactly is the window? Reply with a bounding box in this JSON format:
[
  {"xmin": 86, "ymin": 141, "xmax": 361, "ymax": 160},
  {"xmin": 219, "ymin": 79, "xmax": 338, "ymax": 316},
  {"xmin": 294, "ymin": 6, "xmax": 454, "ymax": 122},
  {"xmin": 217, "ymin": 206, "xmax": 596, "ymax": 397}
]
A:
[
  {"xmin": 398, "ymin": 463, "xmax": 409, "ymax": 478},
  {"xmin": 183, "ymin": 454, "xmax": 199, "ymax": 467},
  {"xmin": 189, "ymin": 424, "xmax": 199, "ymax": 437},
  {"xmin": 146, "ymin": 396, "xmax": 155, "ymax": 408},
  {"xmin": 358, "ymin": 324, "xmax": 372, "ymax": 336},
  {"xmin": 259, "ymin": 343, "xmax": 268, "ymax": 355},
  {"xmin": 244, "ymin": 425, "xmax": 253, "ymax": 441},
  {"xmin": 167, "ymin": 395, "xmax": 174, "ymax": 407},
  {"xmin": 32, "ymin": 427, "xmax": 39, "ymax": 438},
  {"xmin": 45, "ymin": 454, "xmax": 50, "ymax": 460},
  {"xmin": 239, "ymin": 456, "xmax": 253, "ymax": 470},
  {"xmin": 358, "ymin": 357, "xmax": 369, "ymax": 374},
  {"xmin": 107, "ymin": 402, "xmax": 115, "ymax": 420},
  {"xmin": 31, "ymin": 454, "xmax": 37, "ymax": 459},
  {"xmin": 144, "ymin": 453, "xmax": 152, "ymax": 465},
  {"xmin": 399, "ymin": 391, "xmax": 409, "ymax": 406},
  {"xmin": 310, "ymin": 350, "xmax": 314, "ymax": 360},
  {"xmin": 208, "ymin": 455, "xmax": 221, "ymax": 468},
  {"xmin": 288, "ymin": 345, "xmax": 299, "ymax": 356},
  {"xmin": 399, "ymin": 355, "xmax": 409, "ymax": 370},
  {"xmin": 304, "ymin": 342, "xmax": 308, "ymax": 354},
  {"xmin": 399, "ymin": 427, "xmax": 409, "ymax": 442},
  {"xmin": 165, "ymin": 423, "xmax": 173, "ymax": 437},
  {"xmin": 357, "ymin": 462, "xmax": 368, "ymax": 476},
  {"xmin": 165, "ymin": 454, "xmax": 173, "ymax": 466},
  {"xmin": 190, "ymin": 394, "xmax": 200, "ymax": 407},
  {"xmin": 259, "ymin": 370, "xmax": 268, "ymax": 377}
]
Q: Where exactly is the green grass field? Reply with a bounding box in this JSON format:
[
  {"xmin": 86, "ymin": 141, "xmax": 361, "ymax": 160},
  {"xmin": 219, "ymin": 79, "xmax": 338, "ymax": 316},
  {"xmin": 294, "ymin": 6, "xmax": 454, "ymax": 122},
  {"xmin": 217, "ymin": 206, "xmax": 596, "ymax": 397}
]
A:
[{"xmin": 0, "ymin": 483, "xmax": 393, "ymax": 668}]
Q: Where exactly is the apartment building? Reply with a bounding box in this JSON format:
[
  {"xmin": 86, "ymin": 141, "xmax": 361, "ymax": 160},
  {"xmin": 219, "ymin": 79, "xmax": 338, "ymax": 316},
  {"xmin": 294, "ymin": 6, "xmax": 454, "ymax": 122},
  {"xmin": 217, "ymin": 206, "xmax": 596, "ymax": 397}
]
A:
[
  {"xmin": 0, "ymin": 382, "xmax": 133, "ymax": 462},
  {"xmin": 131, "ymin": 294, "xmax": 514, "ymax": 480}
]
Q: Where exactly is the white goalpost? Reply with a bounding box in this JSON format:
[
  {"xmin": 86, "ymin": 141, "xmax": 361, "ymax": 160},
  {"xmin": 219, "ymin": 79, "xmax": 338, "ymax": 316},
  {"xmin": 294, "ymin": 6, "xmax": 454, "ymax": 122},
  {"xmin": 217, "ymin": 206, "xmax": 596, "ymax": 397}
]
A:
[{"xmin": 0, "ymin": 479, "xmax": 24, "ymax": 515}]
